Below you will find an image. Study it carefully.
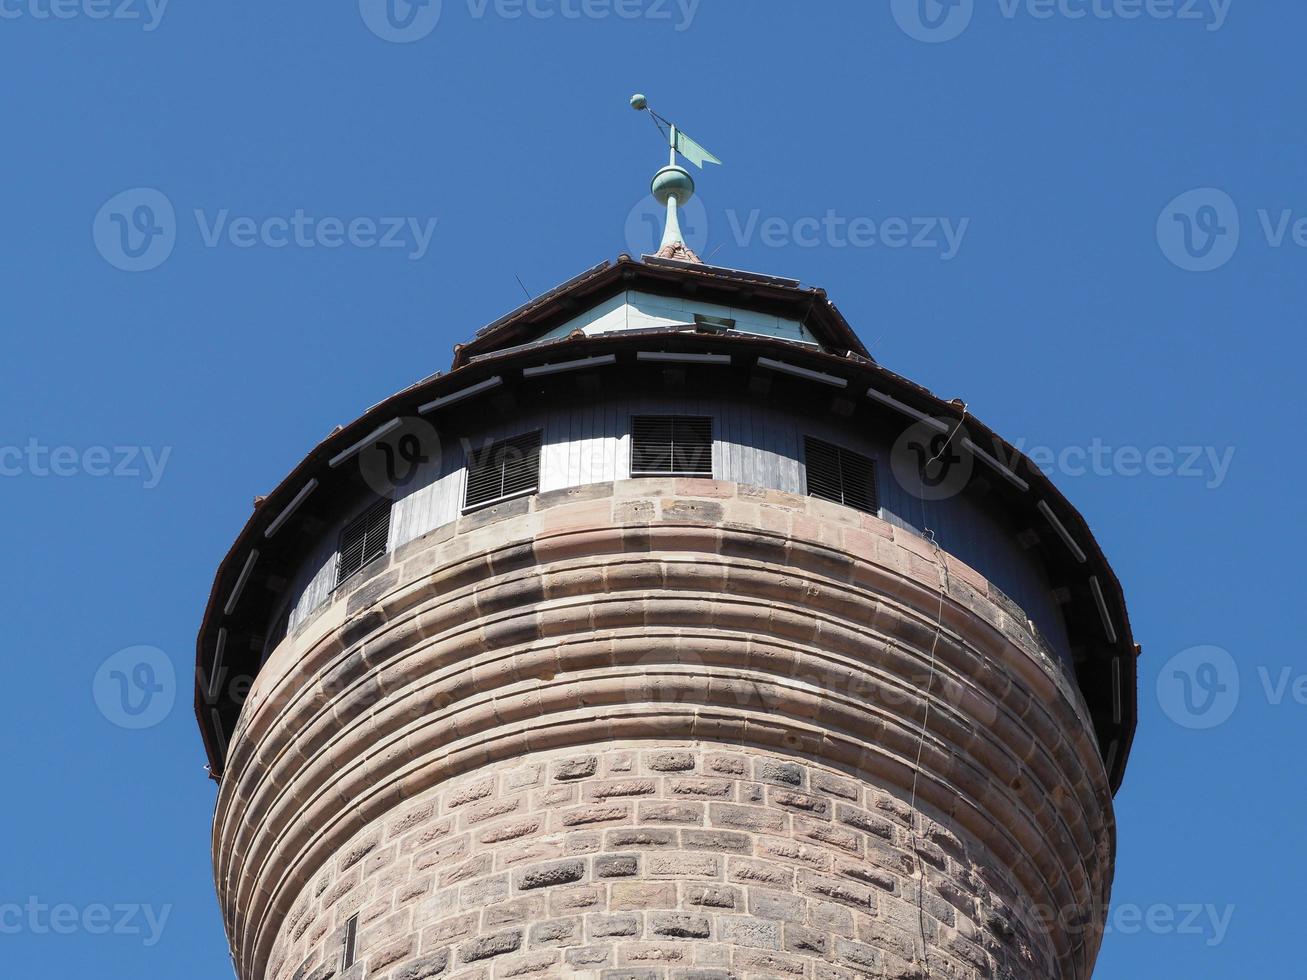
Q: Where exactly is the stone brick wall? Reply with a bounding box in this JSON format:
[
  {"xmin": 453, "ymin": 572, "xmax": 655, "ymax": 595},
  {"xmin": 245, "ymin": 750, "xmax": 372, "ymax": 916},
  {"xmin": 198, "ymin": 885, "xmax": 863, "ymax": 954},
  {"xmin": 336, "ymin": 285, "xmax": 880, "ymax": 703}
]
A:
[
  {"xmin": 213, "ymin": 480, "xmax": 1116, "ymax": 980},
  {"xmin": 270, "ymin": 743, "xmax": 1060, "ymax": 980}
]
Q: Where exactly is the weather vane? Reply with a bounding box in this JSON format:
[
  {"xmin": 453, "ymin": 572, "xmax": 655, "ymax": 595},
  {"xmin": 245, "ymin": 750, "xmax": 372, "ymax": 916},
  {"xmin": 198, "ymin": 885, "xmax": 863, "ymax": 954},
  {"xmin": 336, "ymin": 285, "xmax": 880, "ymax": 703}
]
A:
[{"xmin": 630, "ymin": 93, "xmax": 722, "ymax": 259}]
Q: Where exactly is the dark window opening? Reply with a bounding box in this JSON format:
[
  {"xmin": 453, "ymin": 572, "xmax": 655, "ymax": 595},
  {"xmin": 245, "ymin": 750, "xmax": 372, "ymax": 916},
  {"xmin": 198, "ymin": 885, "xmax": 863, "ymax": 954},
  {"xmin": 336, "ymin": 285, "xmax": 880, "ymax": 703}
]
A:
[
  {"xmin": 694, "ymin": 314, "xmax": 736, "ymax": 333},
  {"xmin": 631, "ymin": 416, "xmax": 714, "ymax": 477},
  {"xmin": 805, "ymin": 436, "xmax": 878, "ymax": 514},
  {"xmin": 336, "ymin": 499, "xmax": 391, "ymax": 587},
  {"xmin": 341, "ymin": 913, "xmax": 358, "ymax": 970},
  {"xmin": 464, "ymin": 431, "xmax": 543, "ymax": 510}
]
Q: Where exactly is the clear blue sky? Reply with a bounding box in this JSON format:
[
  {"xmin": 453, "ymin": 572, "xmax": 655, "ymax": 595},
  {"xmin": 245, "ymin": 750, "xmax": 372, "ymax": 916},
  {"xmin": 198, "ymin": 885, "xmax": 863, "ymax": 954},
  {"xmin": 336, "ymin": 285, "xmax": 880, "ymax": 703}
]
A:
[{"xmin": 0, "ymin": 2, "xmax": 1299, "ymax": 977}]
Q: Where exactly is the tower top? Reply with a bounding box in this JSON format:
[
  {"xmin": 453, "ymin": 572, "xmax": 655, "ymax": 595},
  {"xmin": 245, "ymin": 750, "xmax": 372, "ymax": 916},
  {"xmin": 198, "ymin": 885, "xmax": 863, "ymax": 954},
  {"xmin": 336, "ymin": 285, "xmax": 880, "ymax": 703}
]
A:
[{"xmin": 630, "ymin": 93, "xmax": 723, "ymax": 262}]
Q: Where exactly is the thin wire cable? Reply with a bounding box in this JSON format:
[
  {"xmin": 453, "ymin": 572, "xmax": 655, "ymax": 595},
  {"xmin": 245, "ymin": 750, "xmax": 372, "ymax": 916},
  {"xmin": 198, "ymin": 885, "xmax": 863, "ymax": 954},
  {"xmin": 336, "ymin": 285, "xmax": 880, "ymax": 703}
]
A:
[
  {"xmin": 907, "ymin": 405, "xmax": 1082, "ymax": 980},
  {"xmin": 906, "ymin": 404, "xmax": 967, "ymax": 978},
  {"xmin": 648, "ymin": 112, "xmax": 671, "ymax": 145}
]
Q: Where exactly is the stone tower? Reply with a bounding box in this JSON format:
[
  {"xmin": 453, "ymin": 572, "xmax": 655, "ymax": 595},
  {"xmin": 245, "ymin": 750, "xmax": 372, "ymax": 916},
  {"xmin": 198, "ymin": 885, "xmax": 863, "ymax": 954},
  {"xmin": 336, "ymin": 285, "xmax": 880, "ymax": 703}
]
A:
[{"xmin": 196, "ymin": 149, "xmax": 1136, "ymax": 980}]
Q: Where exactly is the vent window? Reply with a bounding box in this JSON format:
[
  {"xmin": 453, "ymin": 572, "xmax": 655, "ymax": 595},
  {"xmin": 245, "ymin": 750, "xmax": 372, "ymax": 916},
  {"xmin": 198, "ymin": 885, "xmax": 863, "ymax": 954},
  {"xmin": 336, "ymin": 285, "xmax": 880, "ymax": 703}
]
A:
[
  {"xmin": 694, "ymin": 314, "xmax": 736, "ymax": 333},
  {"xmin": 464, "ymin": 431, "xmax": 542, "ymax": 510},
  {"xmin": 804, "ymin": 437, "xmax": 878, "ymax": 514},
  {"xmin": 631, "ymin": 416, "xmax": 713, "ymax": 477},
  {"xmin": 341, "ymin": 913, "xmax": 358, "ymax": 970},
  {"xmin": 336, "ymin": 499, "xmax": 391, "ymax": 586}
]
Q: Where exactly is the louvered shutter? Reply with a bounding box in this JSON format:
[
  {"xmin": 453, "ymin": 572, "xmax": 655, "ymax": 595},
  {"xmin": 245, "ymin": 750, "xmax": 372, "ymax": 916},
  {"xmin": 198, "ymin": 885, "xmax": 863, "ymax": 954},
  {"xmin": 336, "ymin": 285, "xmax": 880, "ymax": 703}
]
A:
[
  {"xmin": 631, "ymin": 416, "xmax": 713, "ymax": 476},
  {"xmin": 804, "ymin": 437, "xmax": 879, "ymax": 515},
  {"xmin": 336, "ymin": 499, "xmax": 391, "ymax": 585},
  {"xmin": 465, "ymin": 431, "xmax": 542, "ymax": 509}
]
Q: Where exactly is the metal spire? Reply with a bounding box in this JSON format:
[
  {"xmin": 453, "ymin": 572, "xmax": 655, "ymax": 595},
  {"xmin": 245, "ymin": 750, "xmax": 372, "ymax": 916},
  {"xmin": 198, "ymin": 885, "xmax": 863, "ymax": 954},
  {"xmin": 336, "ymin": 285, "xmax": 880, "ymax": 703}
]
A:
[{"xmin": 630, "ymin": 94, "xmax": 722, "ymax": 259}]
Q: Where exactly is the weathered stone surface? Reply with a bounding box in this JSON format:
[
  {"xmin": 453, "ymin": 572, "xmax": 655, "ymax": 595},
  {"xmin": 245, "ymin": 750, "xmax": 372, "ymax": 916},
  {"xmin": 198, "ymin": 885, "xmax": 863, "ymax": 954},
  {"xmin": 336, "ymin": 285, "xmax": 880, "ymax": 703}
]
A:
[
  {"xmin": 650, "ymin": 913, "xmax": 711, "ymax": 939},
  {"xmin": 516, "ymin": 860, "xmax": 586, "ymax": 891},
  {"xmin": 594, "ymin": 854, "xmax": 640, "ymax": 878},
  {"xmin": 393, "ymin": 950, "xmax": 450, "ymax": 980},
  {"xmin": 458, "ymin": 929, "xmax": 522, "ymax": 963},
  {"xmin": 215, "ymin": 486, "xmax": 1116, "ymax": 980}
]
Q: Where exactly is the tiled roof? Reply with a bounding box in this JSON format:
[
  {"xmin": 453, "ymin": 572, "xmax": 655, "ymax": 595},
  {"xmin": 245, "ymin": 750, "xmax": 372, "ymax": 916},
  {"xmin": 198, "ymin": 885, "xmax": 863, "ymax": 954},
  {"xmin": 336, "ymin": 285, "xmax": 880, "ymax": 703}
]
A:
[{"xmin": 655, "ymin": 240, "xmax": 703, "ymax": 263}]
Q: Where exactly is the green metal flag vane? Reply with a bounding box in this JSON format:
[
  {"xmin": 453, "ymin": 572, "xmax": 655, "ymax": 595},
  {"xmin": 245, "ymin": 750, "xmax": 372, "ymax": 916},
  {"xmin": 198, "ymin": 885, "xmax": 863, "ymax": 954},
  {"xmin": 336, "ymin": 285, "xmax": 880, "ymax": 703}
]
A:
[
  {"xmin": 630, "ymin": 93, "xmax": 723, "ymax": 170},
  {"xmin": 630, "ymin": 93, "xmax": 721, "ymax": 257}
]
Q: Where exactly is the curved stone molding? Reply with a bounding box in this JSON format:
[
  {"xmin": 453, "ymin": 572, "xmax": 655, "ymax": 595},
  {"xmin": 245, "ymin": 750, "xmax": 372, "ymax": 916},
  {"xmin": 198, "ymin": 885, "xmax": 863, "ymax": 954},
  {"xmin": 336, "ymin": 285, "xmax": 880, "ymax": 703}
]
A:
[{"xmin": 212, "ymin": 480, "xmax": 1116, "ymax": 980}]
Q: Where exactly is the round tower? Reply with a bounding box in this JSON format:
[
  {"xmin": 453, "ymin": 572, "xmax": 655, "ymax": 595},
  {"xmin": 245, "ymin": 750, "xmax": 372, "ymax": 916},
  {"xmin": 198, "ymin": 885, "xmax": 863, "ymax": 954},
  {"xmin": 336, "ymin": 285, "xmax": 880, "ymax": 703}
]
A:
[{"xmin": 196, "ymin": 135, "xmax": 1136, "ymax": 980}]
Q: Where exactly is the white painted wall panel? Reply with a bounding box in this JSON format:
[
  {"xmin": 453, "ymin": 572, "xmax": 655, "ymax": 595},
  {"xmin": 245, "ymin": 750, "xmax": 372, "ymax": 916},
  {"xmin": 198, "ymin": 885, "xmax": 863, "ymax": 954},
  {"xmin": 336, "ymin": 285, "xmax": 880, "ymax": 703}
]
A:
[{"xmin": 537, "ymin": 291, "xmax": 818, "ymax": 347}]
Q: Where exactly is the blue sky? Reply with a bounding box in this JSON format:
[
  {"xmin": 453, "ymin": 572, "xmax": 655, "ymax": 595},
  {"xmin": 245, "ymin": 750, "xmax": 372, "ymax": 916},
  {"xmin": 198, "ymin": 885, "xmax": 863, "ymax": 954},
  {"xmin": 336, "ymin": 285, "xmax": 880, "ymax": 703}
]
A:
[{"xmin": 0, "ymin": 2, "xmax": 1299, "ymax": 976}]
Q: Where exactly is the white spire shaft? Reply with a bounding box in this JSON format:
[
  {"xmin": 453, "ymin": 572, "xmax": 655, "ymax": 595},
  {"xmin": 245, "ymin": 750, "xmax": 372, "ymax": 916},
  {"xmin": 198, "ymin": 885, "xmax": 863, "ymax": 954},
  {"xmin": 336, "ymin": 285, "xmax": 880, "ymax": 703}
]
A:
[{"xmin": 661, "ymin": 195, "xmax": 683, "ymax": 251}]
